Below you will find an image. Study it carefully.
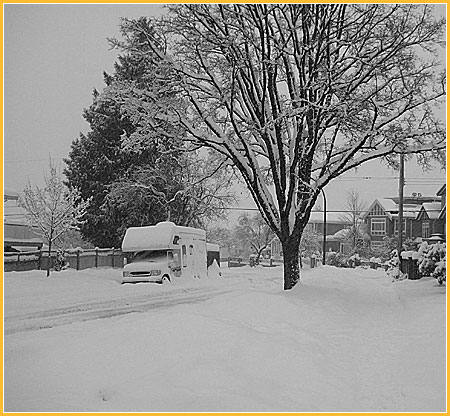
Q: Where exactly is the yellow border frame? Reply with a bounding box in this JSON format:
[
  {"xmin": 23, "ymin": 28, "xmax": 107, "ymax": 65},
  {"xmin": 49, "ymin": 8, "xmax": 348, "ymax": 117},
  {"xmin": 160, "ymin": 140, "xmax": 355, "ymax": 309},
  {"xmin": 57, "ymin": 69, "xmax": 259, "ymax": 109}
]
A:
[{"xmin": 1, "ymin": 2, "xmax": 447, "ymax": 416}]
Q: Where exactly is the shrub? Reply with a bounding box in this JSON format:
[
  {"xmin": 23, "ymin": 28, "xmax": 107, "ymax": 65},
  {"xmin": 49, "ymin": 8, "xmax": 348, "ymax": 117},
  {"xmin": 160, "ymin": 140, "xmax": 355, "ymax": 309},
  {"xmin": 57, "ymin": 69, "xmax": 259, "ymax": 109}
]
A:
[
  {"xmin": 385, "ymin": 249, "xmax": 405, "ymax": 280},
  {"xmin": 418, "ymin": 242, "xmax": 446, "ymax": 284},
  {"xmin": 326, "ymin": 252, "xmax": 347, "ymax": 267},
  {"xmin": 326, "ymin": 252, "xmax": 361, "ymax": 268}
]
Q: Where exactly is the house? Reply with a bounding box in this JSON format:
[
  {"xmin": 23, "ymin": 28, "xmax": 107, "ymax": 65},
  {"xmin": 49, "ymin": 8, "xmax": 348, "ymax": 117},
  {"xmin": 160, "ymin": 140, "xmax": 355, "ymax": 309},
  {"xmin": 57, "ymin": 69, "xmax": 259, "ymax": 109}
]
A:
[
  {"xmin": 362, "ymin": 186, "xmax": 445, "ymax": 249},
  {"xmin": 416, "ymin": 202, "xmax": 445, "ymax": 238},
  {"xmin": 305, "ymin": 211, "xmax": 352, "ymax": 236},
  {"xmin": 416, "ymin": 184, "xmax": 446, "ymax": 240},
  {"xmin": 4, "ymin": 188, "xmax": 43, "ymax": 251},
  {"xmin": 437, "ymin": 184, "xmax": 446, "ymax": 227}
]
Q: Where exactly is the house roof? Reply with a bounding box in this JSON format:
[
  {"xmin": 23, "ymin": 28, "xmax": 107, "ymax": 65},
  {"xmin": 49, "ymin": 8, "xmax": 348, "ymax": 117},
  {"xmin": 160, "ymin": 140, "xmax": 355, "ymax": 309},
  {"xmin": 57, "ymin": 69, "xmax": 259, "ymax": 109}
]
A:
[
  {"xmin": 308, "ymin": 211, "xmax": 351, "ymax": 224},
  {"xmin": 363, "ymin": 195, "xmax": 444, "ymax": 221},
  {"xmin": 436, "ymin": 184, "xmax": 446, "ymax": 197},
  {"xmin": 362, "ymin": 198, "xmax": 397, "ymax": 219},
  {"xmin": 378, "ymin": 198, "xmax": 398, "ymax": 212},
  {"xmin": 416, "ymin": 202, "xmax": 442, "ymax": 220},
  {"xmin": 4, "ymin": 199, "xmax": 28, "ymax": 225},
  {"xmin": 3, "ymin": 188, "xmax": 19, "ymax": 200},
  {"xmin": 390, "ymin": 204, "xmax": 422, "ymax": 219}
]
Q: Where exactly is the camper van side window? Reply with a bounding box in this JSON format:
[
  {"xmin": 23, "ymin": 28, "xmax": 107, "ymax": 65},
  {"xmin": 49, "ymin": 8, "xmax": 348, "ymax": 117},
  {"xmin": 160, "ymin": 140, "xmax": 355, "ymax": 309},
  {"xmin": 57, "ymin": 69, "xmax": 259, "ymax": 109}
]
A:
[
  {"xmin": 182, "ymin": 245, "xmax": 187, "ymax": 267},
  {"xmin": 173, "ymin": 236, "xmax": 180, "ymax": 245}
]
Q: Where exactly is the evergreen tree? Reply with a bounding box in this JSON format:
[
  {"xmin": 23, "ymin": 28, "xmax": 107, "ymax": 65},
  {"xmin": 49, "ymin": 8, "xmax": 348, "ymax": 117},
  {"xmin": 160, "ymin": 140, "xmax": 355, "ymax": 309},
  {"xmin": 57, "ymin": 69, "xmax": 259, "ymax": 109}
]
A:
[{"xmin": 65, "ymin": 17, "xmax": 234, "ymax": 247}]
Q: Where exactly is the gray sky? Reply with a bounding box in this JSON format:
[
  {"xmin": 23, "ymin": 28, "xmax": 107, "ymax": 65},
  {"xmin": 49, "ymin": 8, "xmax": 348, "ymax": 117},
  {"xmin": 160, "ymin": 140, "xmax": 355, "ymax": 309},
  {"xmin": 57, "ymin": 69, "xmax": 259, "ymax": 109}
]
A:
[{"xmin": 4, "ymin": 4, "xmax": 446, "ymax": 216}]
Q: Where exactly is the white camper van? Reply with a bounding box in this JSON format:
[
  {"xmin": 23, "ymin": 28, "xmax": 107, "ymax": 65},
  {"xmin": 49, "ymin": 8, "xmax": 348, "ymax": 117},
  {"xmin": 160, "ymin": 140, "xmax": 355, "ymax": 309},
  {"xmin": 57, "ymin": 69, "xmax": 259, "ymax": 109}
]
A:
[{"xmin": 121, "ymin": 222, "xmax": 208, "ymax": 283}]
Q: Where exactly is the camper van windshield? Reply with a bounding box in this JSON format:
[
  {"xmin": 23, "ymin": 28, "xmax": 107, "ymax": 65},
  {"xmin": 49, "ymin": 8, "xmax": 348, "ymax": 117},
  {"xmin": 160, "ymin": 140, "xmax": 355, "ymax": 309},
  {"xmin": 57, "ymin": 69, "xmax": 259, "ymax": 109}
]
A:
[{"xmin": 133, "ymin": 250, "xmax": 167, "ymax": 262}]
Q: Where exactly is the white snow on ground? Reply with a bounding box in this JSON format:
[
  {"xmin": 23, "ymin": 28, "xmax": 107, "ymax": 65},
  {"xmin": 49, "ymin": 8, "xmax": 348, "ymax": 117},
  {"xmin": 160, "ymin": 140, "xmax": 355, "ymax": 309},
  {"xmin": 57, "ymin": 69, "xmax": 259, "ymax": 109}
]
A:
[{"xmin": 4, "ymin": 265, "xmax": 446, "ymax": 412}]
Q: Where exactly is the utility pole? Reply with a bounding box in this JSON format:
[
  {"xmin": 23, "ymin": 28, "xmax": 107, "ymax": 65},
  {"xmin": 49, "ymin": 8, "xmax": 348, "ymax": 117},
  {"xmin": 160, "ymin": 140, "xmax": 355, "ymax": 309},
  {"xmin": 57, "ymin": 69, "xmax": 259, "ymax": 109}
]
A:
[
  {"xmin": 397, "ymin": 153, "xmax": 405, "ymax": 271},
  {"xmin": 321, "ymin": 189, "xmax": 327, "ymax": 265}
]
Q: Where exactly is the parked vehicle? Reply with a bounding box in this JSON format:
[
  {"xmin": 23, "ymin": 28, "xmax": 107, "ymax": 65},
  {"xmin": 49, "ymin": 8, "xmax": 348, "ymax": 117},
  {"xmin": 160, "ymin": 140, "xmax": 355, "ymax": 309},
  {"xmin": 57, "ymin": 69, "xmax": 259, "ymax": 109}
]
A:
[{"xmin": 121, "ymin": 222, "xmax": 216, "ymax": 284}]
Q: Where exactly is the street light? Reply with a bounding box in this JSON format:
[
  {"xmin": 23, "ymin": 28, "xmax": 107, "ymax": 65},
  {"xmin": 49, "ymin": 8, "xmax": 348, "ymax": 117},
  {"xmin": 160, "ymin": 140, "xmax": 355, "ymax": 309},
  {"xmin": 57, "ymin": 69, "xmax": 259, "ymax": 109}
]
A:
[{"xmin": 321, "ymin": 189, "xmax": 327, "ymax": 265}]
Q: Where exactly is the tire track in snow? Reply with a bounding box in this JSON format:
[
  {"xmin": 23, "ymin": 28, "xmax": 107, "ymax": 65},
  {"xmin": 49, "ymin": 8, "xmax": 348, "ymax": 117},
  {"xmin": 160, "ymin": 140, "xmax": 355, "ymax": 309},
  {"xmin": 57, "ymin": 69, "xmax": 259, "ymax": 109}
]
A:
[{"xmin": 4, "ymin": 286, "xmax": 230, "ymax": 335}]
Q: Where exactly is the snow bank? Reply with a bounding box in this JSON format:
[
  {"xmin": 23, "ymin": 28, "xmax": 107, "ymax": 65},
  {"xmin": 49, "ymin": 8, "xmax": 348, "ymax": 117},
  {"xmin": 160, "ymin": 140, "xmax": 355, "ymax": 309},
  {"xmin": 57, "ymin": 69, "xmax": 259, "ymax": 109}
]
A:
[{"xmin": 4, "ymin": 265, "xmax": 446, "ymax": 412}]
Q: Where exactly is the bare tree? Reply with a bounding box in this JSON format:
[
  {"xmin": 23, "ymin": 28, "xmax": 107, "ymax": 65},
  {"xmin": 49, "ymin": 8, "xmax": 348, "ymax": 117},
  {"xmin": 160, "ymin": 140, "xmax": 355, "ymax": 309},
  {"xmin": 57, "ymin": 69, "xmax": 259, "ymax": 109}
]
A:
[
  {"xmin": 111, "ymin": 5, "xmax": 445, "ymax": 289},
  {"xmin": 20, "ymin": 159, "xmax": 89, "ymax": 277},
  {"xmin": 235, "ymin": 212, "xmax": 275, "ymax": 264},
  {"xmin": 339, "ymin": 190, "xmax": 367, "ymax": 253}
]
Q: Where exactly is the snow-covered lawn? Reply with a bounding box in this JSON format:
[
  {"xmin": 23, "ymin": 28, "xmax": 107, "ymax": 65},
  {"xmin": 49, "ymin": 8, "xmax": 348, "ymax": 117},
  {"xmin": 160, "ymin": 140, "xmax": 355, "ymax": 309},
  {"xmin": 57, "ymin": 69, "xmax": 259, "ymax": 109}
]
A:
[{"xmin": 4, "ymin": 265, "xmax": 446, "ymax": 412}]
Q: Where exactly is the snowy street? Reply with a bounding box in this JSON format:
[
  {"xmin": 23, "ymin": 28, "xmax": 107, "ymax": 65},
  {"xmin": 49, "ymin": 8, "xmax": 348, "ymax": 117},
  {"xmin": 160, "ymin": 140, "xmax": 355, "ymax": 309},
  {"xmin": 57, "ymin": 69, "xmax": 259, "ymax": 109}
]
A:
[
  {"xmin": 4, "ymin": 265, "xmax": 446, "ymax": 412},
  {"xmin": 5, "ymin": 277, "xmax": 234, "ymax": 335}
]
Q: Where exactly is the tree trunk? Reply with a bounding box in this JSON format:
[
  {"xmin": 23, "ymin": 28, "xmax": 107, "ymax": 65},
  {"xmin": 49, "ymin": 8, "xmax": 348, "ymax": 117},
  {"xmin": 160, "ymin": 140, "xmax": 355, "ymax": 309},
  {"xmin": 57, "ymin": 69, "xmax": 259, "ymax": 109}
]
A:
[
  {"xmin": 281, "ymin": 235, "xmax": 301, "ymax": 290},
  {"xmin": 254, "ymin": 247, "xmax": 265, "ymax": 265},
  {"xmin": 46, "ymin": 242, "xmax": 52, "ymax": 277}
]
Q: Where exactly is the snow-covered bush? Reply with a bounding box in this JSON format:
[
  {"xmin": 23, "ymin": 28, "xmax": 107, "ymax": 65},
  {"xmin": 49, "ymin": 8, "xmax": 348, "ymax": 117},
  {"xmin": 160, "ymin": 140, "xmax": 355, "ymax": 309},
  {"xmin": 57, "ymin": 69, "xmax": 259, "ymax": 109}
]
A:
[
  {"xmin": 346, "ymin": 253, "xmax": 361, "ymax": 268},
  {"xmin": 325, "ymin": 252, "xmax": 347, "ymax": 267},
  {"xmin": 418, "ymin": 242, "xmax": 446, "ymax": 284},
  {"xmin": 385, "ymin": 250, "xmax": 405, "ymax": 280}
]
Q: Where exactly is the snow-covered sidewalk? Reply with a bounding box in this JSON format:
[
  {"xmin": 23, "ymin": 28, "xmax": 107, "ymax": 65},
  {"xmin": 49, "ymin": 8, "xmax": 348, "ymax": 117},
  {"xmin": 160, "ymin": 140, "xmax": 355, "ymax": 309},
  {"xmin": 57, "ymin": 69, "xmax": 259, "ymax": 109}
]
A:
[{"xmin": 4, "ymin": 265, "xmax": 446, "ymax": 412}]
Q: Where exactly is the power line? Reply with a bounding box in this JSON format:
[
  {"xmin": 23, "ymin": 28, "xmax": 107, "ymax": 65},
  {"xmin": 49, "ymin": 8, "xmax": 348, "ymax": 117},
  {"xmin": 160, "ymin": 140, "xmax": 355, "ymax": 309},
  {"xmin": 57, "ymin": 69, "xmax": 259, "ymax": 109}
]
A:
[{"xmin": 223, "ymin": 207, "xmax": 442, "ymax": 213}]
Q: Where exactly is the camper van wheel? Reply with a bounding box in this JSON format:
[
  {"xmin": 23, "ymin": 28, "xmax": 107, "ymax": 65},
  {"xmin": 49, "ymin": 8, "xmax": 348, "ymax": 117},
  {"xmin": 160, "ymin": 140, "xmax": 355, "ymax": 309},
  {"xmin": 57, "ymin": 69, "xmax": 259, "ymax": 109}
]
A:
[{"xmin": 162, "ymin": 274, "xmax": 171, "ymax": 283}]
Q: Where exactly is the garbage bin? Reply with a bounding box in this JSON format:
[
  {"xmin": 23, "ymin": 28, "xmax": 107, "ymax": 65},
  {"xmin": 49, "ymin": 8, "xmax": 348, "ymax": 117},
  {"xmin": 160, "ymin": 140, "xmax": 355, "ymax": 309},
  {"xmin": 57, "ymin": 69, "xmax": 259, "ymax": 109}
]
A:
[{"xmin": 400, "ymin": 251, "xmax": 420, "ymax": 280}]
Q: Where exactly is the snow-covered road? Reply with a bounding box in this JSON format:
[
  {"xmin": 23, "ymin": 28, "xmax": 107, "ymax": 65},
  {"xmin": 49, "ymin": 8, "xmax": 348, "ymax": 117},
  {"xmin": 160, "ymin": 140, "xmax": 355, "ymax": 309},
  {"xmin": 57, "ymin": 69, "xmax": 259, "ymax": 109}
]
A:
[
  {"xmin": 4, "ymin": 286, "xmax": 232, "ymax": 335},
  {"xmin": 4, "ymin": 265, "xmax": 446, "ymax": 412},
  {"xmin": 4, "ymin": 266, "xmax": 250, "ymax": 334}
]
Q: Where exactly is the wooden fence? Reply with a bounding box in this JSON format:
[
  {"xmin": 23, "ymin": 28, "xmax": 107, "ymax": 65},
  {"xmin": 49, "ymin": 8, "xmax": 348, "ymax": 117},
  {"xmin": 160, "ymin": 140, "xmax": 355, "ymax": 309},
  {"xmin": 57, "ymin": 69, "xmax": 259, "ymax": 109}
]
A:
[{"xmin": 4, "ymin": 248, "xmax": 125, "ymax": 273}]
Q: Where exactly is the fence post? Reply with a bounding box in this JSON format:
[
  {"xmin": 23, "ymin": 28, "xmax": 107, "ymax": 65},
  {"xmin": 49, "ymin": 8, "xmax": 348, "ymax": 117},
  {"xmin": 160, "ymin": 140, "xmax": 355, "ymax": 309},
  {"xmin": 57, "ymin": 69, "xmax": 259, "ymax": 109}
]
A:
[
  {"xmin": 76, "ymin": 249, "xmax": 80, "ymax": 271},
  {"xmin": 17, "ymin": 252, "xmax": 21, "ymax": 264},
  {"xmin": 95, "ymin": 248, "xmax": 99, "ymax": 268},
  {"xmin": 111, "ymin": 248, "xmax": 115, "ymax": 268}
]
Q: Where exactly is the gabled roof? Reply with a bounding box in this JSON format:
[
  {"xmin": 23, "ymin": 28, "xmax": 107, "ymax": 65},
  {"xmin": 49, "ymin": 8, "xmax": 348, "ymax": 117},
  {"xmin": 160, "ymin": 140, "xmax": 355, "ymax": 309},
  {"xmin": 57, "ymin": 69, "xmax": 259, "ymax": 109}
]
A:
[
  {"xmin": 362, "ymin": 198, "xmax": 397, "ymax": 219},
  {"xmin": 416, "ymin": 202, "xmax": 442, "ymax": 220},
  {"xmin": 391, "ymin": 204, "xmax": 422, "ymax": 219},
  {"xmin": 436, "ymin": 184, "xmax": 446, "ymax": 197}
]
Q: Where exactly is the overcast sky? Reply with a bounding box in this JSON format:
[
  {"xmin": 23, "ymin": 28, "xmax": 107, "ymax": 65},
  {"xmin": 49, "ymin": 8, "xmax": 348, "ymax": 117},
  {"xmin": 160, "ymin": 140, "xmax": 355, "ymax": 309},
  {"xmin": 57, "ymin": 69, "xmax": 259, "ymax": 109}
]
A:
[{"xmin": 4, "ymin": 4, "xmax": 446, "ymax": 215}]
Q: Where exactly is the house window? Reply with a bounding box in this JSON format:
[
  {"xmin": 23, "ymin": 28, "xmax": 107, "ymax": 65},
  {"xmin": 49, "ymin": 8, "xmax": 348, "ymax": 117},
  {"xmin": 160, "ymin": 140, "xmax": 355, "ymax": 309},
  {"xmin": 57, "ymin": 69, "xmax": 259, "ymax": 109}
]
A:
[
  {"xmin": 371, "ymin": 218, "xmax": 386, "ymax": 236},
  {"xmin": 394, "ymin": 219, "xmax": 406, "ymax": 236},
  {"xmin": 422, "ymin": 221, "xmax": 430, "ymax": 238}
]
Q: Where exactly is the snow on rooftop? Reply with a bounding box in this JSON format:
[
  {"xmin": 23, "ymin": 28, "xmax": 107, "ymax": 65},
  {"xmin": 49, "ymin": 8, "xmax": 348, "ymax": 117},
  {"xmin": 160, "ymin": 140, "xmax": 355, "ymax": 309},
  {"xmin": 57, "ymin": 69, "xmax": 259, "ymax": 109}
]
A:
[
  {"xmin": 309, "ymin": 211, "xmax": 350, "ymax": 224},
  {"xmin": 419, "ymin": 202, "xmax": 442, "ymax": 220},
  {"xmin": 377, "ymin": 198, "xmax": 398, "ymax": 212}
]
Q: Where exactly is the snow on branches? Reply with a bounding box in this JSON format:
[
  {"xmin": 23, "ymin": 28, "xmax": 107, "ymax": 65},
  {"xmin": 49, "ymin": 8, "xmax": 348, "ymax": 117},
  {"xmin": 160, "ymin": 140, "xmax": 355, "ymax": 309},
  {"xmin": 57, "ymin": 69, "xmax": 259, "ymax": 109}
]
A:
[
  {"xmin": 20, "ymin": 159, "xmax": 90, "ymax": 276},
  {"xmin": 109, "ymin": 5, "xmax": 445, "ymax": 289}
]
